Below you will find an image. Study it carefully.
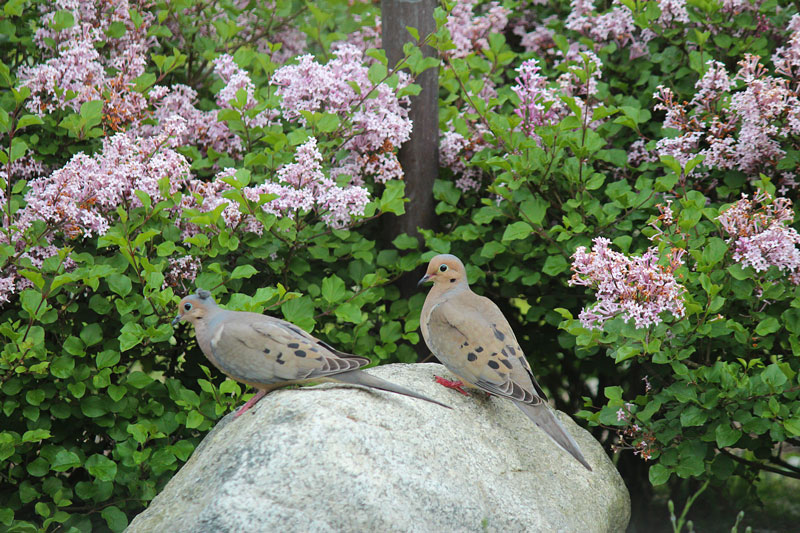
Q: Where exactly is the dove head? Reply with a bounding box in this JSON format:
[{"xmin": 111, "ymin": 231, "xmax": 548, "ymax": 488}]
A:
[
  {"xmin": 172, "ymin": 290, "xmax": 218, "ymax": 326},
  {"xmin": 418, "ymin": 254, "xmax": 468, "ymax": 289}
]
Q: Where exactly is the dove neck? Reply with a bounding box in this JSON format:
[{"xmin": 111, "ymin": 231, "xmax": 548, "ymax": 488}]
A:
[
  {"xmin": 195, "ymin": 306, "xmax": 224, "ymax": 356},
  {"xmin": 432, "ymin": 278, "xmax": 469, "ymax": 299}
]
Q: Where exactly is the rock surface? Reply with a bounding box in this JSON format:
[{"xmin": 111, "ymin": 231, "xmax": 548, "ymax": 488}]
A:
[{"xmin": 127, "ymin": 363, "xmax": 630, "ymax": 532}]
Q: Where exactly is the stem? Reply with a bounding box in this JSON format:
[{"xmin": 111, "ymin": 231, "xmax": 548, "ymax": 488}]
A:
[
  {"xmin": 671, "ymin": 479, "xmax": 710, "ymax": 533},
  {"xmin": 718, "ymin": 447, "xmax": 800, "ymax": 480}
]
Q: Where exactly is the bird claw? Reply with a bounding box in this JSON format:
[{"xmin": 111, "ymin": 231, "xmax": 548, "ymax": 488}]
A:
[
  {"xmin": 434, "ymin": 376, "xmax": 470, "ymax": 396},
  {"xmin": 233, "ymin": 389, "xmax": 267, "ymax": 418}
]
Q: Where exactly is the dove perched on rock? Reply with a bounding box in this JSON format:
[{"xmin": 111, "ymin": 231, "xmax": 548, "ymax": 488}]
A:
[
  {"xmin": 173, "ymin": 290, "xmax": 450, "ymax": 416},
  {"xmin": 419, "ymin": 254, "xmax": 592, "ymax": 471}
]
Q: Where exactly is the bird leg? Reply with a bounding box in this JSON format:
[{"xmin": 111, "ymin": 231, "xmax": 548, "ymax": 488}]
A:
[
  {"xmin": 234, "ymin": 389, "xmax": 267, "ymax": 418},
  {"xmin": 434, "ymin": 376, "xmax": 470, "ymax": 396}
]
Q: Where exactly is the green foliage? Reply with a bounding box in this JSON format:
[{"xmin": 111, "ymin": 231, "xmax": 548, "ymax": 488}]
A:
[
  {"xmin": 424, "ymin": 0, "xmax": 800, "ymax": 523},
  {"xmin": 3, "ymin": 0, "xmax": 800, "ymax": 530},
  {"xmin": 0, "ymin": 0, "xmax": 426, "ymax": 530}
]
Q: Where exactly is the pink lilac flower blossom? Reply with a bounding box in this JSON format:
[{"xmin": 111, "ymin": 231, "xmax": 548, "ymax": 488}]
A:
[
  {"xmin": 654, "ymin": 56, "xmax": 798, "ymax": 177},
  {"xmin": 513, "ymin": 20, "xmax": 557, "ymax": 57},
  {"xmin": 717, "ymin": 193, "xmax": 800, "ymax": 283},
  {"xmin": 0, "ymin": 276, "xmax": 14, "ymax": 306},
  {"xmin": 445, "ymin": 0, "xmax": 510, "ymax": 59},
  {"xmin": 773, "ymin": 14, "xmax": 800, "ymax": 79},
  {"xmin": 657, "ymin": 0, "xmax": 690, "ymax": 26},
  {"xmin": 628, "ymin": 139, "xmax": 658, "ymax": 166},
  {"xmin": 181, "ymin": 138, "xmax": 370, "ymax": 234},
  {"xmin": 15, "ymin": 121, "xmax": 190, "ymax": 239},
  {"xmin": 440, "ymin": 128, "xmax": 489, "ymax": 192},
  {"xmin": 19, "ymin": 0, "xmax": 154, "ymax": 128},
  {"xmin": 164, "ymin": 255, "xmax": 203, "ymax": 291},
  {"xmin": 213, "ymin": 54, "xmax": 277, "ymax": 129},
  {"xmin": 569, "ymin": 237, "xmax": 687, "ymax": 329},
  {"xmin": 512, "ymin": 59, "xmax": 565, "ymax": 137},
  {"xmin": 144, "ymin": 84, "xmax": 242, "ymax": 156},
  {"xmin": 271, "ymin": 45, "xmax": 412, "ymax": 184}
]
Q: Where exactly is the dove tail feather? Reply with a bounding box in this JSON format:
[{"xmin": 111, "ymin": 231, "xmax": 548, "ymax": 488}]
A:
[
  {"xmin": 333, "ymin": 370, "xmax": 452, "ymax": 410},
  {"xmin": 514, "ymin": 401, "xmax": 592, "ymax": 471}
]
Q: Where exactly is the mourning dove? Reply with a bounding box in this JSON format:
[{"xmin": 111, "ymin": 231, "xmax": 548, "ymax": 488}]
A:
[
  {"xmin": 173, "ymin": 290, "xmax": 451, "ymax": 416},
  {"xmin": 419, "ymin": 254, "xmax": 592, "ymax": 471}
]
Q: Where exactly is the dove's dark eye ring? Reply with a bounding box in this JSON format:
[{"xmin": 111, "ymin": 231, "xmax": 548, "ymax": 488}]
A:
[
  {"xmin": 439, "ymin": 264, "xmax": 448, "ymax": 272},
  {"xmin": 184, "ymin": 303, "xmax": 192, "ymax": 311}
]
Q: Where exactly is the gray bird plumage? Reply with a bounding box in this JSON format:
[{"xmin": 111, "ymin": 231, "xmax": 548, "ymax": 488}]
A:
[
  {"xmin": 419, "ymin": 254, "xmax": 592, "ymax": 471},
  {"xmin": 173, "ymin": 290, "xmax": 451, "ymax": 416}
]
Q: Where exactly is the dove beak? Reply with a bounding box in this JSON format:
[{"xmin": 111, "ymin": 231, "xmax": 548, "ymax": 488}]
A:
[
  {"xmin": 417, "ymin": 273, "xmax": 431, "ymax": 287},
  {"xmin": 171, "ymin": 314, "xmax": 182, "ymax": 326}
]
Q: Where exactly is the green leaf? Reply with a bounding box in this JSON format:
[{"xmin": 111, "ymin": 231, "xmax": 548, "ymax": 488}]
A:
[
  {"xmin": 604, "ymin": 386, "xmax": 623, "ymax": 401},
  {"xmin": 335, "ymin": 302, "xmax": 363, "ymax": 324},
  {"xmin": 22, "ymin": 429, "xmax": 51, "ymax": 443},
  {"xmin": 701, "ymin": 237, "xmax": 727, "ymax": 266},
  {"xmin": 101, "ymin": 506, "xmax": 128, "ymax": 532},
  {"xmin": 27, "ymin": 457, "xmax": 49, "ymax": 477},
  {"xmin": 107, "ymin": 273, "xmax": 132, "ymax": 296},
  {"xmin": 186, "ymin": 410, "xmax": 204, "ymax": 429},
  {"xmin": 97, "ymin": 350, "xmax": 121, "ymax": 369},
  {"xmin": 520, "ymin": 197, "xmax": 548, "ymax": 225},
  {"xmin": 81, "ymin": 396, "xmax": 107, "ymax": 418},
  {"xmin": 85, "ymin": 454, "xmax": 118, "ymax": 481},
  {"xmin": 126, "ymin": 371, "xmax": 153, "ymax": 388},
  {"xmin": 393, "ymin": 233, "xmax": 418, "ymax": 250},
  {"xmin": 649, "ymin": 464, "xmax": 670, "ymax": 485},
  {"xmin": 715, "ymin": 423, "xmax": 742, "ymax": 448},
  {"xmin": 755, "ymin": 317, "xmax": 780, "ymax": 336},
  {"xmin": 321, "ymin": 275, "xmax": 346, "ymax": 304},
  {"xmin": 26, "ymin": 389, "xmax": 45, "ymax": 406},
  {"xmin": 542, "ymin": 255, "xmax": 568, "ymax": 276},
  {"xmin": 614, "ymin": 346, "xmax": 639, "ymax": 363},
  {"xmin": 785, "ymin": 417, "xmax": 800, "ymax": 437},
  {"xmin": 680, "ymin": 406, "xmax": 708, "ymax": 427},
  {"xmin": 367, "ymin": 62, "xmax": 388, "ymax": 84},
  {"xmin": 762, "ymin": 363, "xmax": 787, "ymax": 387},
  {"xmin": 51, "ymin": 449, "xmax": 81, "ymax": 472},
  {"xmin": 281, "ymin": 296, "xmax": 315, "ymax": 331},
  {"xmin": 80, "ymin": 323, "xmax": 103, "ymax": 346},
  {"xmin": 230, "ymin": 264, "xmax": 257, "ymax": 280},
  {"xmin": 502, "ymin": 221, "xmax": 533, "ymax": 241}
]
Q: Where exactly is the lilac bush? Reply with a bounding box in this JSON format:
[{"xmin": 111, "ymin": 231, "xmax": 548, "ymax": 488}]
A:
[{"xmin": 4, "ymin": 0, "xmax": 800, "ymax": 530}]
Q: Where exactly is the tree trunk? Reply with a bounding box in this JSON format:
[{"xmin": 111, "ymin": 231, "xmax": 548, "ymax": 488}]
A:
[{"xmin": 381, "ymin": 0, "xmax": 439, "ymax": 244}]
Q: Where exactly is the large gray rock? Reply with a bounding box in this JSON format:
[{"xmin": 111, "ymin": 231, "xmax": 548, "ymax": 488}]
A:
[{"xmin": 127, "ymin": 363, "xmax": 630, "ymax": 532}]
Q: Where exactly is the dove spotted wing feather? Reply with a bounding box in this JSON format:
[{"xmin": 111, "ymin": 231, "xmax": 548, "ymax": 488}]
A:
[
  {"xmin": 208, "ymin": 311, "xmax": 368, "ymax": 386},
  {"xmin": 426, "ymin": 292, "xmax": 543, "ymax": 405}
]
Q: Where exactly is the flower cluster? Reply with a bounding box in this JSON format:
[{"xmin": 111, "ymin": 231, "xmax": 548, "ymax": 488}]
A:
[
  {"xmin": 570, "ymin": 237, "xmax": 687, "ymax": 329},
  {"xmin": 512, "ymin": 59, "xmax": 566, "ymax": 138},
  {"xmin": 2, "ymin": 119, "xmax": 190, "ymax": 294},
  {"xmin": 611, "ymin": 403, "xmax": 658, "ymax": 461},
  {"xmin": 717, "ymin": 192, "xmax": 800, "ymax": 283},
  {"xmin": 271, "ymin": 44, "xmax": 412, "ymax": 184},
  {"xmin": 440, "ymin": 127, "xmax": 489, "ymax": 193},
  {"xmin": 19, "ymin": 0, "xmax": 154, "ymax": 129},
  {"xmin": 163, "ymin": 255, "xmax": 203, "ymax": 291},
  {"xmin": 654, "ymin": 52, "xmax": 800, "ymax": 179},
  {"xmin": 445, "ymin": 0, "xmax": 510, "ymax": 59},
  {"xmin": 181, "ymin": 138, "xmax": 370, "ymax": 235},
  {"xmin": 144, "ymin": 84, "xmax": 242, "ymax": 157},
  {"xmin": 213, "ymin": 54, "xmax": 277, "ymax": 129},
  {"xmin": 565, "ymin": 0, "xmax": 691, "ymax": 60}
]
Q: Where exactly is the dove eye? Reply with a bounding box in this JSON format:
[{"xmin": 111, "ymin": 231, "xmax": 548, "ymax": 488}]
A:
[
  {"xmin": 439, "ymin": 264, "xmax": 448, "ymax": 272},
  {"xmin": 183, "ymin": 303, "xmax": 192, "ymax": 311}
]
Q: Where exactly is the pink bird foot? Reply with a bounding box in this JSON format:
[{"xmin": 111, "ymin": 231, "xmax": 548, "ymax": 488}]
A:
[
  {"xmin": 434, "ymin": 376, "xmax": 470, "ymax": 396},
  {"xmin": 234, "ymin": 389, "xmax": 267, "ymax": 418}
]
